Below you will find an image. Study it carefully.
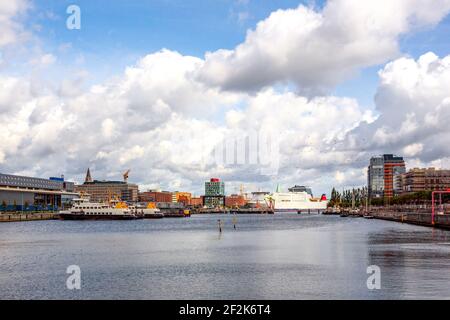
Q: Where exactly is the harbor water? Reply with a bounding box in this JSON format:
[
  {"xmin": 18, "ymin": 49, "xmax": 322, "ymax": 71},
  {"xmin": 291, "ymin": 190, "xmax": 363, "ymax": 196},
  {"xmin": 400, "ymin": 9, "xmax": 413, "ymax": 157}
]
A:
[{"xmin": 0, "ymin": 214, "xmax": 449, "ymax": 299}]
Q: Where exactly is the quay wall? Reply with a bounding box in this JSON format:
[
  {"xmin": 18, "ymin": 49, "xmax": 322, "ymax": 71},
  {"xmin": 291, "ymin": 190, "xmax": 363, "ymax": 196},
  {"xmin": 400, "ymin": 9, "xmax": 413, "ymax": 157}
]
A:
[
  {"xmin": 371, "ymin": 211, "xmax": 450, "ymax": 230},
  {"xmin": 0, "ymin": 213, "xmax": 56, "ymax": 223}
]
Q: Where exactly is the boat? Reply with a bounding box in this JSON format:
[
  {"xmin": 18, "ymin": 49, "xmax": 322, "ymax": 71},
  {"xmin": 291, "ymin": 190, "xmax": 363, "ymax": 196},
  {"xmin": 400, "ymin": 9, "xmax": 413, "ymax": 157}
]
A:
[
  {"xmin": 265, "ymin": 185, "xmax": 328, "ymax": 212},
  {"xmin": 363, "ymin": 215, "xmax": 375, "ymax": 219},
  {"xmin": 162, "ymin": 209, "xmax": 191, "ymax": 218},
  {"xmin": 59, "ymin": 198, "xmax": 138, "ymax": 220},
  {"xmin": 136, "ymin": 203, "xmax": 164, "ymax": 219}
]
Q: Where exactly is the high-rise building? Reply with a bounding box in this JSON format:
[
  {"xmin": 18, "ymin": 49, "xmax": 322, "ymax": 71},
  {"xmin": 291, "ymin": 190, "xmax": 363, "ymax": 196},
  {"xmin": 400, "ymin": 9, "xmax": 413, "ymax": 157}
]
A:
[
  {"xmin": 204, "ymin": 178, "xmax": 225, "ymax": 207},
  {"xmin": 368, "ymin": 154, "xmax": 405, "ymax": 199}
]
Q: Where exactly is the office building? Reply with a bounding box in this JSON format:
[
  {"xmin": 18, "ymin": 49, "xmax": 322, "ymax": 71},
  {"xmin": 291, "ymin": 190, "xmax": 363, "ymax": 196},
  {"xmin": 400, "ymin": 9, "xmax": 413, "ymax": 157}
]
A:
[
  {"xmin": 397, "ymin": 168, "xmax": 450, "ymax": 194},
  {"xmin": 204, "ymin": 178, "xmax": 225, "ymax": 208},
  {"xmin": 368, "ymin": 154, "xmax": 405, "ymax": 199},
  {"xmin": 75, "ymin": 169, "xmax": 138, "ymax": 203}
]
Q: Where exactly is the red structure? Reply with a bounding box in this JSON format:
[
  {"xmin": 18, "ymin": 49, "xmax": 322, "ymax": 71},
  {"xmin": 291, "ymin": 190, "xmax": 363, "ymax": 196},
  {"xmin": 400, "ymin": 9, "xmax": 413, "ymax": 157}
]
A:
[
  {"xmin": 431, "ymin": 189, "xmax": 450, "ymax": 225},
  {"xmin": 139, "ymin": 191, "xmax": 173, "ymax": 203},
  {"xmin": 383, "ymin": 157, "xmax": 405, "ymax": 198},
  {"xmin": 190, "ymin": 197, "xmax": 204, "ymax": 207},
  {"xmin": 225, "ymin": 194, "xmax": 247, "ymax": 208}
]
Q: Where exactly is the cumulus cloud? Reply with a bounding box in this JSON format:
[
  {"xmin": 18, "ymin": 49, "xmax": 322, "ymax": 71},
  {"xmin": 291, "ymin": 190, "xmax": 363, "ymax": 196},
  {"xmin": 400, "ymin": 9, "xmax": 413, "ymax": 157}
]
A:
[
  {"xmin": 1, "ymin": 1, "xmax": 450, "ymax": 196},
  {"xmin": 344, "ymin": 52, "xmax": 450, "ymax": 165},
  {"xmin": 0, "ymin": 0, "xmax": 29, "ymax": 47},
  {"xmin": 197, "ymin": 0, "xmax": 450, "ymax": 94}
]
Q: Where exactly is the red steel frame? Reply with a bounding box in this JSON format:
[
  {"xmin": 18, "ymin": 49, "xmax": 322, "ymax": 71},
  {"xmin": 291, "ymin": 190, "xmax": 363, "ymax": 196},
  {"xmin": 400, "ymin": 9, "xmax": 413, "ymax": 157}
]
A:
[{"xmin": 431, "ymin": 189, "xmax": 450, "ymax": 225}]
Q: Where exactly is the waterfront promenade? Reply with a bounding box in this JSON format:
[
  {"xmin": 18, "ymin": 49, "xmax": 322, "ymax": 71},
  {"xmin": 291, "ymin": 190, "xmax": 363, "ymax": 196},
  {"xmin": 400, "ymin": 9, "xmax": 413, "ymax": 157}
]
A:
[{"xmin": 369, "ymin": 209, "xmax": 450, "ymax": 230}]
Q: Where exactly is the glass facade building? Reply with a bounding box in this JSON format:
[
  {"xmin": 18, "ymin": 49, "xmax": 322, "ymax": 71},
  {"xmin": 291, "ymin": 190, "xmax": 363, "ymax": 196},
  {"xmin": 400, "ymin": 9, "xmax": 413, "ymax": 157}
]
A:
[
  {"xmin": 0, "ymin": 173, "xmax": 77, "ymax": 211},
  {"xmin": 204, "ymin": 178, "xmax": 225, "ymax": 208},
  {"xmin": 368, "ymin": 154, "xmax": 405, "ymax": 199}
]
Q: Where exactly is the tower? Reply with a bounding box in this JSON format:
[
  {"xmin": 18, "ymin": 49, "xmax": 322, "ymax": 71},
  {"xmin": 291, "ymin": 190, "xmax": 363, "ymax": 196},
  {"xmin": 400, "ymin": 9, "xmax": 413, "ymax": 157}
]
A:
[{"xmin": 84, "ymin": 168, "xmax": 93, "ymax": 183}]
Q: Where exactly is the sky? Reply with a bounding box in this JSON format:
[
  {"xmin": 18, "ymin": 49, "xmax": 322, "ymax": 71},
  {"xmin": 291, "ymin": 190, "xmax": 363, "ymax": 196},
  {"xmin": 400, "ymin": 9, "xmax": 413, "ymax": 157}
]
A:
[{"xmin": 1, "ymin": 0, "xmax": 450, "ymax": 196}]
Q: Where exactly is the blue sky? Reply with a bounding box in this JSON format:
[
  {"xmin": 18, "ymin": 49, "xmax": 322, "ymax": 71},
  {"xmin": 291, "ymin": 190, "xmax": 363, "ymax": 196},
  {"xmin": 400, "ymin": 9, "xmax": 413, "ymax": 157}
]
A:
[
  {"xmin": 2, "ymin": 0, "xmax": 450, "ymax": 194},
  {"xmin": 25, "ymin": 0, "xmax": 450, "ymax": 109}
]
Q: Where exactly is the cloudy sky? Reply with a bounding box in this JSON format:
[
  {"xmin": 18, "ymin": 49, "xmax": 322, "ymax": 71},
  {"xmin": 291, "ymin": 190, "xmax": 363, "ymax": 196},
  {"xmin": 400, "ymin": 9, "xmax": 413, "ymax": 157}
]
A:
[{"xmin": 1, "ymin": 0, "xmax": 450, "ymax": 196}]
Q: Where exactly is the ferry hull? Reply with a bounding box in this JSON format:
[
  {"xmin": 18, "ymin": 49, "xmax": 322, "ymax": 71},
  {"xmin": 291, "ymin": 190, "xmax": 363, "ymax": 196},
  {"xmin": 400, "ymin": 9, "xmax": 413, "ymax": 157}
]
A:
[
  {"xmin": 59, "ymin": 213, "xmax": 138, "ymax": 220},
  {"xmin": 143, "ymin": 213, "xmax": 164, "ymax": 219}
]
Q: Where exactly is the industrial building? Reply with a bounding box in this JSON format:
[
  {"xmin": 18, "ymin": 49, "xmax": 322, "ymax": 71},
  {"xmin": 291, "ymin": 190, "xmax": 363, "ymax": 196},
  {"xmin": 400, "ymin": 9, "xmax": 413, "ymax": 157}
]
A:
[
  {"xmin": 75, "ymin": 169, "xmax": 139, "ymax": 203},
  {"xmin": 190, "ymin": 197, "xmax": 203, "ymax": 207},
  {"xmin": 174, "ymin": 192, "xmax": 192, "ymax": 206},
  {"xmin": 0, "ymin": 173, "xmax": 77, "ymax": 211},
  {"xmin": 204, "ymin": 178, "xmax": 225, "ymax": 208},
  {"xmin": 395, "ymin": 168, "xmax": 450, "ymax": 194},
  {"xmin": 368, "ymin": 154, "xmax": 405, "ymax": 199},
  {"xmin": 225, "ymin": 194, "xmax": 247, "ymax": 208},
  {"xmin": 138, "ymin": 190, "xmax": 173, "ymax": 203}
]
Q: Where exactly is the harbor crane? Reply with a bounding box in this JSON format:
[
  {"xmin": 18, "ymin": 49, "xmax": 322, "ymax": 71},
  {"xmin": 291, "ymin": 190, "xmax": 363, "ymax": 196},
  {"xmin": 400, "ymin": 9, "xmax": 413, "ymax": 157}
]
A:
[{"xmin": 123, "ymin": 169, "xmax": 130, "ymax": 183}]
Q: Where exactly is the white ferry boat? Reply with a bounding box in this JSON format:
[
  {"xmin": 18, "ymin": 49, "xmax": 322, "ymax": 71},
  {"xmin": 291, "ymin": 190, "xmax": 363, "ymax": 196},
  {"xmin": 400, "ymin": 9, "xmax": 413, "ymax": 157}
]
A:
[
  {"xmin": 133, "ymin": 203, "xmax": 164, "ymax": 219},
  {"xmin": 265, "ymin": 185, "xmax": 328, "ymax": 212},
  {"xmin": 59, "ymin": 198, "xmax": 137, "ymax": 220}
]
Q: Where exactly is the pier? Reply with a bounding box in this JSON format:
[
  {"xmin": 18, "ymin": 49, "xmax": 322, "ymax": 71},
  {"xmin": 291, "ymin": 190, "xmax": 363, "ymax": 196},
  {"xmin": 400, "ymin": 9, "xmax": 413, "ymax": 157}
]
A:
[{"xmin": 0, "ymin": 213, "xmax": 57, "ymax": 223}]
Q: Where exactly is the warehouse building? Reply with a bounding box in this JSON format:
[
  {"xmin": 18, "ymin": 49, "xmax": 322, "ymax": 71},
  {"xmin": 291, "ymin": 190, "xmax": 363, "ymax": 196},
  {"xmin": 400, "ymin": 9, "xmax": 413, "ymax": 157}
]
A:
[{"xmin": 0, "ymin": 173, "xmax": 77, "ymax": 211}]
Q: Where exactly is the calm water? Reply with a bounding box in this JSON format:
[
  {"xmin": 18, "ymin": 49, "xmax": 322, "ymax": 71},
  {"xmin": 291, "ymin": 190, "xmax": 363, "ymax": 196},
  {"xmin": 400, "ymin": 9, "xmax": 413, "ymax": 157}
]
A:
[{"xmin": 0, "ymin": 213, "xmax": 449, "ymax": 300}]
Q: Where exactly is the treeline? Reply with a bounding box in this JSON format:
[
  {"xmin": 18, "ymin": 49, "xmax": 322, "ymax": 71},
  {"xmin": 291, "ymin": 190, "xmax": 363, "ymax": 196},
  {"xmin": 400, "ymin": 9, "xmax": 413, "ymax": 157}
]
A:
[
  {"xmin": 328, "ymin": 187, "xmax": 368, "ymax": 208},
  {"xmin": 328, "ymin": 188, "xmax": 450, "ymax": 207},
  {"xmin": 370, "ymin": 191, "xmax": 450, "ymax": 206}
]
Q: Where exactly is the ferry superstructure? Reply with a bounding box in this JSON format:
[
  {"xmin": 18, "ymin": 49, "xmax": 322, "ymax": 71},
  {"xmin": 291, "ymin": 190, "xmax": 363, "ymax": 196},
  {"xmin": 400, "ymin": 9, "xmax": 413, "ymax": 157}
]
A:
[
  {"xmin": 265, "ymin": 185, "xmax": 328, "ymax": 212},
  {"xmin": 59, "ymin": 198, "xmax": 137, "ymax": 220}
]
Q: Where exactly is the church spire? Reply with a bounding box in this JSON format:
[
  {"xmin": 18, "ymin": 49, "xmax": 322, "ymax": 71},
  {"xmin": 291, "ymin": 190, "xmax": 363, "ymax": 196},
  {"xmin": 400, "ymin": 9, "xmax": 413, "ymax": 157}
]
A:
[{"xmin": 84, "ymin": 168, "xmax": 93, "ymax": 183}]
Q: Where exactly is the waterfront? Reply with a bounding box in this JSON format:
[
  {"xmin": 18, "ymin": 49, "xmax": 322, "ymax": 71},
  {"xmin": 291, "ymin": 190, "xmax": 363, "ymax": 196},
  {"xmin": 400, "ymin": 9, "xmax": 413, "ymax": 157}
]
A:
[{"xmin": 0, "ymin": 214, "xmax": 449, "ymax": 300}]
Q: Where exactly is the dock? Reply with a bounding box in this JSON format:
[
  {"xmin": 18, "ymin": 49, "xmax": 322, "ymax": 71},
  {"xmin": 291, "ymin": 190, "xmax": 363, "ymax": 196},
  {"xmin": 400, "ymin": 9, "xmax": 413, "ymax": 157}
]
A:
[
  {"xmin": 369, "ymin": 210, "xmax": 450, "ymax": 230},
  {"xmin": 0, "ymin": 213, "xmax": 57, "ymax": 223},
  {"xmin": 331, "ymin": 206, "xmax": 450, "ymax": 230}
]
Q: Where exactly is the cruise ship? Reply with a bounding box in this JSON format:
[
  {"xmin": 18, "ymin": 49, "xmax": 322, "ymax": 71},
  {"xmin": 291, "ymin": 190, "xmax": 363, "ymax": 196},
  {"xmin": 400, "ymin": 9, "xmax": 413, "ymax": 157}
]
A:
[
  {"xmin": 265, "ymin": 185, "xmax": 328, "ymax": 212},
  {"xmin": 59, "ymin": 198, "xmax": 138, "ymax": 220}
]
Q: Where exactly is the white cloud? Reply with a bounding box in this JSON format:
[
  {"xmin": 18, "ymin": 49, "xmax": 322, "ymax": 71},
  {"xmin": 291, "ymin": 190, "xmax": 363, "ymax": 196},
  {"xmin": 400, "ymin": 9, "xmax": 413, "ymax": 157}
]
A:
[
  {"xmin": 403, "ymin": 143, "xmax": 424, "ymax": 157},
  {"xmin": 197, "ymin": 0, "xmax": 450, "ymax": 94},
  {"xmin": 1, "ymin": 1, "xmax": 450, "ymax": 197},
  {"xmin": 345, "ymin": 52, "xmax": 450, "ymax": 165},
  {"xmin": 30, "ymin": 53, "xmax": 56, "ymax": 67},
  {"xmin": 0, "ymin": 0, "xmax": 29, "ymax": 47}
]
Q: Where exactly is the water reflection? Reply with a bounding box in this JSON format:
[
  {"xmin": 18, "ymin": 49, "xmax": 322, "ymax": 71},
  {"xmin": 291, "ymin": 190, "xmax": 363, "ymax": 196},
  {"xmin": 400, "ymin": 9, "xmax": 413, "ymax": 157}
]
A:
[{"xmin": 0, "ymin": 214, "xmax": 449, "ymax": 299}]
